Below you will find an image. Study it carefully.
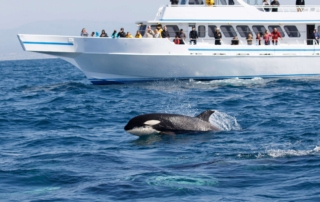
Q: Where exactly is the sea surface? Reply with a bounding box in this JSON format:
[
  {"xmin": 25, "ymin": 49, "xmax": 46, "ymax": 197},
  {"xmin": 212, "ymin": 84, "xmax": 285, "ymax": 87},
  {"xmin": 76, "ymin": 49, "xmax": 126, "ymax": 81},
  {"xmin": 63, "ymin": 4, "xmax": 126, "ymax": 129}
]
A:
[{"xmin": 0, "ymin": 59, "xmax": 320, "ymax": 201}]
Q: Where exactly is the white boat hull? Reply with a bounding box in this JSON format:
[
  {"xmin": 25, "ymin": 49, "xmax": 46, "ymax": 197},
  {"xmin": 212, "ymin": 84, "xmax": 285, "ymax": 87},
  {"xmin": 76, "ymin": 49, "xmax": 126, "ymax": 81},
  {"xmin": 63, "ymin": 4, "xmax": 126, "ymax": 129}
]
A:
[{"xmin": 18, "ymin": 35, "xmax": 320, "ymax": 84}]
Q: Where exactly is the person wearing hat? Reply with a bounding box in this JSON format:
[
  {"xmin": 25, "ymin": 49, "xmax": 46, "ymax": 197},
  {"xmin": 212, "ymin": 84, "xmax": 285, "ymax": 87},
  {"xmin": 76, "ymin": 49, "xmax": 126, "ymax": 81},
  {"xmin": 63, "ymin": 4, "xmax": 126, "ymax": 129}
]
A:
[
  {"xmin": 214, "ymin": 28, "xmax": 222, "ymax": 45},
  {"xmin": 189, "ymin": 27, "xmax": 198, "ymax": 45},
  {"xmin": 312, "ymin": 29, "xmax": 320, "ymax": 44}
]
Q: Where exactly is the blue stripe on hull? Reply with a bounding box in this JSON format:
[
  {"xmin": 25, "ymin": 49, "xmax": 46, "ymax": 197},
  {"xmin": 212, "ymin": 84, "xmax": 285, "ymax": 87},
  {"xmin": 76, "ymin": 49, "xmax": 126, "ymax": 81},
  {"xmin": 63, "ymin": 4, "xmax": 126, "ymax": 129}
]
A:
[
  {"xmin": 23, "ymin": 42, "xmax": 74, "ymax": 46},
  {"xmin": 88, "ymin": 74, "xmax": 320, "ymax": 85}
]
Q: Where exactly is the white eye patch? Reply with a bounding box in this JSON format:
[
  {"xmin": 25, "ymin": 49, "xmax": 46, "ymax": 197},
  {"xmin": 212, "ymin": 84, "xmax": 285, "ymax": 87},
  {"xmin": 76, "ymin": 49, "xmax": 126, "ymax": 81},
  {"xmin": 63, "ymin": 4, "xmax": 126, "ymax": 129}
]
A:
[{"xmin": 144, "ymin": 120, "xmax": 161, "ymax": 126}]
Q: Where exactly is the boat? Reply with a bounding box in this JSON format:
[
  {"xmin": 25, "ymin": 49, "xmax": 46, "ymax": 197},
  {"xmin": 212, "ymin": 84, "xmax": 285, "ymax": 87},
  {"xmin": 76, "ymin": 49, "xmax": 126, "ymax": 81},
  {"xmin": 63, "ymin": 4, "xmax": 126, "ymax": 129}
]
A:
[{"xmin": 17, "ymin": 0, "xmax": 320, "ymax": 84}]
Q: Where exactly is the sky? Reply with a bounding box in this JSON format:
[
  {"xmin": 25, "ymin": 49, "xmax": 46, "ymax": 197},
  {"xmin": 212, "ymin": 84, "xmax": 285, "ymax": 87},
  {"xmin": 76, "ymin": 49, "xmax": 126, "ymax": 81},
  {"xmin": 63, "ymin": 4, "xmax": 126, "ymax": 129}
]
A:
[{"xmin": 0, "ymin": 0, "xmax": 318, "ymax": 58}]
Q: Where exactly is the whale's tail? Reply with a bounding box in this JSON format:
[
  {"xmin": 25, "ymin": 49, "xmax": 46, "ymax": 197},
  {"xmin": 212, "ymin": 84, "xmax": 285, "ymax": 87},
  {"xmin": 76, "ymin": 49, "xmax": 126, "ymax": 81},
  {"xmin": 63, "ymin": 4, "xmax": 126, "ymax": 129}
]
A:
[{"xmin": 196, "ymin": 110, "xmax": 215, "ymax": 122}]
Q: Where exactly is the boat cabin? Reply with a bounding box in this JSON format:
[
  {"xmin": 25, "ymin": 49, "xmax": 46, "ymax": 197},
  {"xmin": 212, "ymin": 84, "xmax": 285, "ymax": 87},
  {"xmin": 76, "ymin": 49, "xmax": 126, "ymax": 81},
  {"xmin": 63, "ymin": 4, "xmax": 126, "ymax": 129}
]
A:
[{"xmin": 137, "ymin": 0, "xmax": 320, "ymax": 46}]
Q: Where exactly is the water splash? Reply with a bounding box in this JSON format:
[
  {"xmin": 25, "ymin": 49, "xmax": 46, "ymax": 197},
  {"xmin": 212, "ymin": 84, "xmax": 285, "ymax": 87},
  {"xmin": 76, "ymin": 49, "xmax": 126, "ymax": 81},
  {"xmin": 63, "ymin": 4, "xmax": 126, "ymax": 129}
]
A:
[
  {"xmin": 209, "ymin": 110, "xmax": 241, "ymax": 131},
  {"xmin": 194, "ymin": 77, "xmax": 266, "ymax": 87}
]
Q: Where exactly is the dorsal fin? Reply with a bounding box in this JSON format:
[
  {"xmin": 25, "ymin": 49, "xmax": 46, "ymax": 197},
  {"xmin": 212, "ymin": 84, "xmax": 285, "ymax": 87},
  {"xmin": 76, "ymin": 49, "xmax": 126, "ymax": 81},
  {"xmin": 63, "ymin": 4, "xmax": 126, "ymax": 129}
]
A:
[{"xmin": 196, "ymin": 110, "xmax": 215, "ymax": 122}]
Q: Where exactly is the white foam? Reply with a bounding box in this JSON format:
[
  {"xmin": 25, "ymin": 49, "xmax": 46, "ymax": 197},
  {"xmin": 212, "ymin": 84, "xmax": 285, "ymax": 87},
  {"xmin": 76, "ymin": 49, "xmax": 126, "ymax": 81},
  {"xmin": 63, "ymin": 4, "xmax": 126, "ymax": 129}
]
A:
[
  {"xmin": 209, "ymin": 110, "xmax": 241, "ymax": 131},
  {"xmin": 267, "ymin": 146, "xmax": 320, "ymax": 158},
  {"xmin": 194, "ymin": 77, "xmax": 266, "ymax": 86}
]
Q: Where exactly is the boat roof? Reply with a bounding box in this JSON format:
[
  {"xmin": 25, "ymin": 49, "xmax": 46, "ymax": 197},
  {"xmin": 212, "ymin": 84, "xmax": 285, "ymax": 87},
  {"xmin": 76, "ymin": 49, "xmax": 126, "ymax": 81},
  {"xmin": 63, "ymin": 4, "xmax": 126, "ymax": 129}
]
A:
[{"xmin": 136, "ymin": 1, "xmax": 320, "ymax": 25}]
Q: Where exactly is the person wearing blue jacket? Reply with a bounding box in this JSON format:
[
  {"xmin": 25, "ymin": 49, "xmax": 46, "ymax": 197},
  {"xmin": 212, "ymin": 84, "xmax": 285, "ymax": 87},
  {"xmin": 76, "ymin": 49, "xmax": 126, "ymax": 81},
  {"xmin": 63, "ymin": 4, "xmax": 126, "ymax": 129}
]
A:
[
  {"xmin": 312, "ymin": 29, "xmax": 320, "ymax": 44},
  {"xmin": 111, "ymin": 30, "xmax": 118, "ymax": 38}
]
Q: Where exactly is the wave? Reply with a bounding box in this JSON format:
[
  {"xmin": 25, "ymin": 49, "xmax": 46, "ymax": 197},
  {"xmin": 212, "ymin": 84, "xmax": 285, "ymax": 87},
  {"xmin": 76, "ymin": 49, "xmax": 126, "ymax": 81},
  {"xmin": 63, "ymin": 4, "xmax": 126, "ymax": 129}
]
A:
[{"xmin": 266, "ymin": 146, "xmax": 320, "ymax": 158}]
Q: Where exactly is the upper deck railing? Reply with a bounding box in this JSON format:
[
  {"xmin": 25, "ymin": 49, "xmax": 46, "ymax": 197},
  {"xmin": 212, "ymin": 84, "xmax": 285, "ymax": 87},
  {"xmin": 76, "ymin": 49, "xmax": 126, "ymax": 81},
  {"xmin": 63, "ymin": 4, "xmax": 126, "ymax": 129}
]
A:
[{"xmin": 167, "ymin": 3, "xmax": 320, "ymax": 13}]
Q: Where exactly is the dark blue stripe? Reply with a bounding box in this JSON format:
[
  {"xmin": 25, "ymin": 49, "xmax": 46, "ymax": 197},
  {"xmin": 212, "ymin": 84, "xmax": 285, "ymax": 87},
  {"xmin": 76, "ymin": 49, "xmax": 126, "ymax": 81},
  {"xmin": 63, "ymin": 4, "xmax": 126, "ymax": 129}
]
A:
[{"xmin": 23, "ymin": 42, "xmax": 73, "ymax": 46}]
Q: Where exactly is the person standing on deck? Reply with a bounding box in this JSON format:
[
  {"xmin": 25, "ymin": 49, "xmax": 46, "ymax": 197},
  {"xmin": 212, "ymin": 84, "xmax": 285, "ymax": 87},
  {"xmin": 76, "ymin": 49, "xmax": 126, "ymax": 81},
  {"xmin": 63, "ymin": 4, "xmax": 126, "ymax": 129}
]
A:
[
  {"xmin": 117, "ymin": 28, "xmax": 126, "ymax": 38},
  {"xmin": 271, "ymin": 0, "xmax": 280, "ymax": 12},
  {"xmin": 161, "ymin": 26, "xmax": 170, "ymax": 38},
  {"xmin": 262, "ymin": 0, "xmax": 270, "ymax": 12},
  {"xmin": 271, "ymin": 28, "xmax": 282, "ymax": 45},
  {"xmin": 312, "ymin": 29, "xmax": 320, "ymax": 44},
  {"xmin": 214, "ymin": 28, "xmax": 222, "ymax": 45},
  {"xmin": 170, "ymin": 0, "xmax": 179, "ymax": 5},
  {"xmin": 296, "ymin": 0, "xmax": 305, "ymax": 12},
  {"xmin": 263, "ymin": 30, "xmax": 271, "ymax": 45},
  {"xmin": 189, "ymin": 27, "xmax": 198, "ymax": 45},
  {"xmin": 179, "ymin": 29, "xmax": 186, "ymax": 44}
]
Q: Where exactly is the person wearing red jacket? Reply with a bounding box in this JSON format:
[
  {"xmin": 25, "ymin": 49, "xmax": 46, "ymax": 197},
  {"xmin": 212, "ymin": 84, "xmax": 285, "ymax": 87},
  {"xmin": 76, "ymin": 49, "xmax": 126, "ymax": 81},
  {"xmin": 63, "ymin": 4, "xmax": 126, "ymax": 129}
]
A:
[
  {"xmin": 271, "ymin": 28, "xmax": 282, "ymax": 45},
  {"xmin": 173, "ymin": 35, "xmax": 180, "ymax": 45}
]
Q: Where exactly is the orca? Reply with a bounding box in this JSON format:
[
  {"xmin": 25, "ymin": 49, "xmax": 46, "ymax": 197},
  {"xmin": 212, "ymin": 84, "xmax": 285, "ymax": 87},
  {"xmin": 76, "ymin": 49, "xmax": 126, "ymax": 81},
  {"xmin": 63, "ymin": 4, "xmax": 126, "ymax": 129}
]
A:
[{"xmin": 124, "ymin": 110, "xmax": 220, "ymax": 136}]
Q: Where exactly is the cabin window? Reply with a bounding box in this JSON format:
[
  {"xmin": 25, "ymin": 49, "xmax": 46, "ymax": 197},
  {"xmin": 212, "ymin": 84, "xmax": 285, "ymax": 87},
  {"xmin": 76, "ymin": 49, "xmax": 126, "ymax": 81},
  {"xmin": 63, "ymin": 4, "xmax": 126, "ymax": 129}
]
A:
[
  {"xmin": 252, "ymin": 25, "xmax": 266, "ymax": 36},
  {"xmin": 180, "ymin": 0, "xmax": 187, "ymax": 4},
  {"xmin": 167, "ymin": 25, "xmax": 180, "ymax": 37},
  {"xmin": 151, "ymin": 25, "xmax": 158, "ymax": 31},
  {"xmin": 268, "ymin": 26, "xmax": 286, "ymax": 37},
  {"xmin": 189, "ymin": 0, "xmax": 204, "ymax": 5},
  {"xmin": 236, "ymin": 26, "xmax": 253, "ymax": 38},
  {"xmin": 216, "ymin": 0, "xmax": 234, "ymax": 5},
  {"xmin": 318, "ymin": 26, "xmax": 320, "ymax": 33},
  {"xmin": 221, "ymin": 25, "xmax": 237, "ymax": 38},
  {"xmin": 208, "ymin": 25, "xmax": 217, "ymax": 37},
  {"xmin": 138, "ymin": 25, "xmax": 147, "ymax": 36},
  {"xmin": 284, "ymin": 26, "xmax": 300, "ymax": 37},
  {"xmin": 198, "ymin": 25, "xmax": 206, "ymax": 38}
]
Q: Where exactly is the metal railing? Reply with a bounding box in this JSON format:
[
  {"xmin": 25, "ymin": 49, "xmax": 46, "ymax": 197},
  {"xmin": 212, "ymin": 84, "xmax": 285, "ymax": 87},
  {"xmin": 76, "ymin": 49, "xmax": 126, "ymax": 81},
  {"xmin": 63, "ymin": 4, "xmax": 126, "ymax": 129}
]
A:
[
  {"xmin": 174, "ymin": 38, "xmax": 320, "ymax": 46},
  {"xmin": 255, "ymin": 5, "xmax": 320, "ymax": 12}
]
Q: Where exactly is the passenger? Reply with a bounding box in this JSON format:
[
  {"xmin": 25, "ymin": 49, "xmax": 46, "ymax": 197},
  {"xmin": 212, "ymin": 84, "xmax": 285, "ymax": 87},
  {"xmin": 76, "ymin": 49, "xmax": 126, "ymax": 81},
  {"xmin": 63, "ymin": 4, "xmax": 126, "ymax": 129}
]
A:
[
  {"xmin": 100, "ymin": 30, "xmax": 108, "ymax": 37},
  {"xmin": 206, "ymin": 0, "xmax": 215, "ymax": 6},
  {"xmin": 179, "ymin": 29, "xmax": 186, "ymax": 44},
  {"xmin": 296, "ymin": 0, "xmax": 305, "ymax": 12},
  {"xmin": 271, "ymin": 28, "xmax": 282, "ymax": 45},
  {"xmin": 214, "ymin": 28, "xmax": 222, "ymax": 45},
  {"xmin": 312, "ymin": 29, "xmax": 320, "ymax": 44},
  {"xmin": 161, "ymin": 26, "xmax": 170, "ymax": 38},
  {"xmin": 174, "ymin": 35, "xmax": 180, "ymax": 44},
  {"xmin": 263, "ymin": 30, "xmax": 271, "ymax": 45},
  {"xmin": 157, "ymin": 25, "xmax": 163, "ymax": 38},
  {"xmin": 271, "ymin": 0, "xmax": 280, "ymax": 12},
  {"xmin": 81, "ymin": 28, "xmax": 88, "ymax": 37},
  {"xmin": 117, "ymin": 28, "xmax": 126, "ymax": 38},
  {"xmin": 247, "ymin": 33, "xmax": 253, "ymax": 45},
  {"xmin": 231, "ymin": 36, "xmax": 239, "ymax": 45},
  {"xmin": 154, "ymin": 29, "xmax": 161, "ymax": 38},
  {"xmin": 111, "ymin": 30, "xmax": 118, "ymax": 38},
  {"xmin": 145, "ymin": 26, "xmax": 155, "ymax": 38},
  {"xmin": 135, "ymin": 31, "xmax": 142, "ymax": 38},
  {"xmin": 262, "ymin": 0, "xmax": 270, "ymax": 12},
  {"xmin": 96, "ymin": 32, "xmax": 99, "ymax": 37},
  {"xmin": 91, "ymin": 32, "xmax": 95, "ymax": 37},
  {"xmin": 170, "ymin": 0, "xmax": 179, "ymax": 5},
  {"xmin": 126, "ymin": 32, "xmax": 134, "ymax": 38},
  {"xmin": 189, "ymin": 27, "xmax": 198, "ymax": 45},
  {"xmin": 256, "ymin": 33, "xmax": 262, "ymax": 45}
]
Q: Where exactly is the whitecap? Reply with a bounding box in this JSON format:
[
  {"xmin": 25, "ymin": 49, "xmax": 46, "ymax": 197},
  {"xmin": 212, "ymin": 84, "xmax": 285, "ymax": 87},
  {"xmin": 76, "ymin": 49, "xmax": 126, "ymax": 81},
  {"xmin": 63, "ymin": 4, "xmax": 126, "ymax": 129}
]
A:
[{"xmin": 267, "ymin": 146, "xmax": 320, "ymax": 158}]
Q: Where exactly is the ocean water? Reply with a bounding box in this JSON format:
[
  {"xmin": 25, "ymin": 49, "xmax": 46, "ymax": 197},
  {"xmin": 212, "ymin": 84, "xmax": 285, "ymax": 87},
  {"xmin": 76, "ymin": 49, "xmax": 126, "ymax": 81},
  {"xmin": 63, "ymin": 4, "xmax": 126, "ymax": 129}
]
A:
[{"xmin": 0, "ymin": 59, "xmax": 320, "ymax": 201}]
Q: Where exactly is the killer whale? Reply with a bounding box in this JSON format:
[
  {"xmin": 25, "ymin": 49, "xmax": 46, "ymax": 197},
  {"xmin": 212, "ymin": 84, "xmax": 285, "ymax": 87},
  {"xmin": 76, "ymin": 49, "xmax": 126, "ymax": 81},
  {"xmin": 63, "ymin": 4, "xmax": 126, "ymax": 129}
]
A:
[{"xmin": 124, "ymin": 110, "xmax": 220, "ymax": 136}]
